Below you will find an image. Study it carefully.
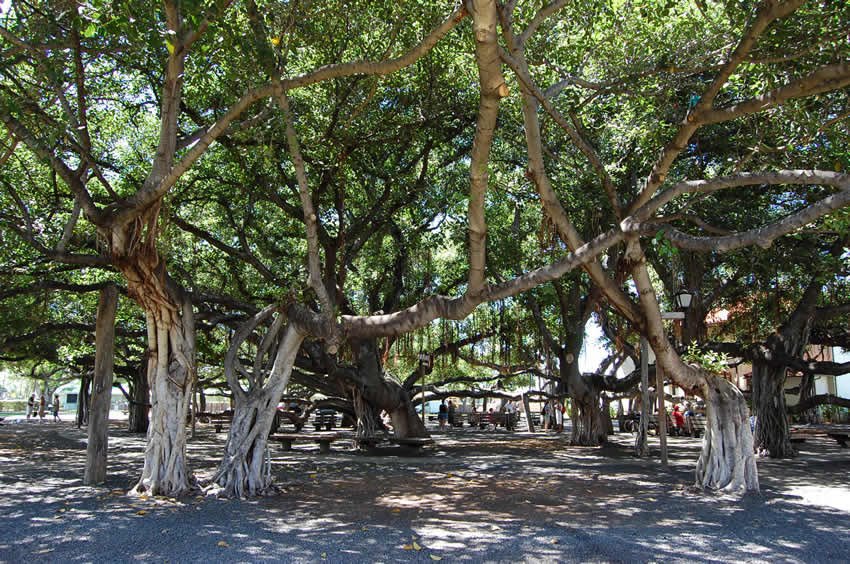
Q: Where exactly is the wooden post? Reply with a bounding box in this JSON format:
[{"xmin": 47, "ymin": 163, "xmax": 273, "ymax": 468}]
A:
[
  {"xmin": 638, "ymin": 337, "xmax": 650, "ymax": 457},
  {"xmin": 419, "ymin": 363, "xmax": 426, "ymax": 424},
  {"xmin": 522, "ymin": 393, "xmax": 535, "ymax": 432},
  {"xmin": 84, "ymin": 284, "xmax": 118, "ymax": 486},
  {"xmin": 657, "ymin": 362, "xmax": 668, "ymax": 466}
]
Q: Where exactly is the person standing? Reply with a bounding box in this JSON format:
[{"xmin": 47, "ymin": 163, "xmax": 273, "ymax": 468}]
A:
[
  {"xmin": 26, "ymin": 394, "xmax": 35, "ymax": 420},
  {"xmin": 438, "ymin": 400, "xmax": 448, "ymax": 429},
  {"xmin": 52, "ymin": 394, "xmax": 61, "ymax": 422},
  {"xmin": 38, "ymin": 394, "xmax": 47, "ymax": 421},
  {"xmin": 554, "ymin": 400, "xmax": 564, "ymax": 433},
  {"xmin": 447, "ymin": 400, "xmax": 456, "ymax": 428}
]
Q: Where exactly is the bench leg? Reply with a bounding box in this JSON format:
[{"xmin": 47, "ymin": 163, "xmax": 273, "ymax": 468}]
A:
[
  {"xmin": 319, "ymin": 440, "xmax": 331, "ymax": 454},
  {"xmin": 280, "ymin": 439, "xmax": 293, "ymax": 451},
  {"xmin": 215, "ymin": 424, "xmax": 222, "ymax": 433}
]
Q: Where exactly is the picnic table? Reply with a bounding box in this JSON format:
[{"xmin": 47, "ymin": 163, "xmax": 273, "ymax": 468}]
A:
[
  {"xmin": 357, "ymin": 435, "xmax": 434, "ymax": 455},
  {"xmin": 791, "ymin": 424, "xmax": 850, "ymax": 447},
  {"xmin": 270, "ymin": 432, "xmax": 349, "ymax": 454}
]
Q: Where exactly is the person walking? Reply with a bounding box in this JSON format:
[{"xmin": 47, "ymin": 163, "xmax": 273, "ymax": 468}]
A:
[
  {"xmin": 52, "ymin": 394, "xmax": 61, "ymax": 422},
  {"xmin": 26, "ymin": 394, "xmax": 35, "ymax": 420}
]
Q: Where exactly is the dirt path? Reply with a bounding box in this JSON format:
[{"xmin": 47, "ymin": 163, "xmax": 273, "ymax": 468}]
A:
[{"xmin": 1, "ymin": 421, "xmax": 848, "ymax": 562}]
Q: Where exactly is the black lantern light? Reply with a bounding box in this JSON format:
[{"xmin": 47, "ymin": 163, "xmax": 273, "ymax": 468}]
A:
[{"xmin": 674, "ymin": 287, "xmax": 693, "ymax": 310}]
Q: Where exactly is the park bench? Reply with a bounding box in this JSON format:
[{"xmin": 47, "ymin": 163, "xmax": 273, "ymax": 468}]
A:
[
  {"xmin": 270, "ymin": 432, "xmax": 348, "ymax": 454},
  {"xmin": 357, "ymin": 435, "xmax": 434, "ymax": 455},
  {"xmin": 196, "ymin": 411, "xmax": 234, "ymax": 433},
  {"xmin": 826, "ymin": 433, "xmax": 848, "ymax": 447},
  {"xmin": 687, "ymin": 415, "xmax": 707, "ymax": 438},
  {"xmin": 789, "ymin": 426, "xmax": 849, "ymax": 448}
]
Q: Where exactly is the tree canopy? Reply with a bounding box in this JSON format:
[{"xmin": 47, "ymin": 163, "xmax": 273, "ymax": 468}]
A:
[{"xmin": 1, "ymin": 0, "xmax": 849, "ymax": 496}]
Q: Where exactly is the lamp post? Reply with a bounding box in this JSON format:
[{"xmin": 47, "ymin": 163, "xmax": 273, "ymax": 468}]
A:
[
  {"xmin": 418, "ymin": 351, "xmax": 431, "ymax": 424},
  {"xmin": 638, "ymin": 289, "xmax": 693, "ymax": 464},
  {"xmin": 656, "ymin": 289, "xmax": 693, "ymax": 465}
]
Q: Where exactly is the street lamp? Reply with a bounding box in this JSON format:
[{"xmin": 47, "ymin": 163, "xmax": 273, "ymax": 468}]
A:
[{"xmin": 674, "ymin": 287, "xmax": 693, "ymax": 310}]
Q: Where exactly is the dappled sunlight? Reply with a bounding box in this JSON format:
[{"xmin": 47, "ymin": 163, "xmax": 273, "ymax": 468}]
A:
[
  {"xmin": 2, "ymin": 422, "xmax": 849, "ymax": 561},
  {"xmin": 785, "ymin": 485, "xmax": 850, "ymax": 512}
]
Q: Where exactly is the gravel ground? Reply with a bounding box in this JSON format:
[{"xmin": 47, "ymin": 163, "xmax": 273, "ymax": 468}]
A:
[{"xmin": 1, "ymin": 420, "xmax": 849, "ymax": 563}]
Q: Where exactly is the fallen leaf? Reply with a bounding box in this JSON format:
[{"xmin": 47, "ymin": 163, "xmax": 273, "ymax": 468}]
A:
[
  {"xmin": 217, "ymin": 541, "xmax": 229, "ymax": 548},
  {"xmin": 135, "ymin": 510, "xmax": 147, "ymax": 516},
  {"xmin": 321, "ymin": 553, "xmax": 327, "ymax": 559},
  {"xmin": 413, "ymin": 541, "xmax": 422, "ymax": 551},
  {"xmin": 309, "ymin": 474, "xmax": 318, "ymax": 479},
  {"xmin": 429, "ymin": 555, "xmax": 442, "ymax": 561},
  {"xmin": 402, "ymin": 544, "xmax": 414, "ymax": 551},
  {"xmin": 551, "ymin": 539, "xmax": 559, "ymax": 544},
  {"xmin": 391, "ymin": 508, "xmax": 401, "ymax": 513},
  {"xmin": 35, "ymin": 548, "xmax": 54, "ymax": 555}
]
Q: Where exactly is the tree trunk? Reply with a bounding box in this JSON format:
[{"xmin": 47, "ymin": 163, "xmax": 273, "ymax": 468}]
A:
[
  {"xmin": 751, "ymin": 360, "xmax": 796, "ymax": 458},
  {"xmin": 128, "ymin": 361, "xmax": 150, "ymax": 434},
  {"xmin": 209, "ymin": 322, "xmax": 304, "ymax": 498},
  {"xmin": 796, "ymin": 373, "xmax": 817, "ymax": 424},
  {"xmin": 570, "ymin": 394, "xmax": 608, "ymax": 445},
  {"xmin": 351, "ymin": 339, "xmax": 427, "ymax": 438},
  {"xmin": 84, "ymin": 284, "xmax": 118, "ymax": 486},
  {"xmin": 695, "ymin": 376, "xmax": 759, "ymax": 492},
  {"xmin": 565, "ymin": 365, "xmax": 607, "ymax": 446},
  {"xmin": 76, "ymin": 373, "xmax": 90, "ymax": 428},
  {"xmin": 131, "ymin": 297, "xmax": 196, "ymax": 496}
]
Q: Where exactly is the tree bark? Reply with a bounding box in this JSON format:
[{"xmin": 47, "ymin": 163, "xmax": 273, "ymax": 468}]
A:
[
  {"xmin": 695, "ymin": 375, "xmax": 759, "ymax": 492},
  {"xmin": 209, "ymin": 309, "xmax": 305, "ymax": 498},
  {"xmin": 628, "ymin": 239, "xmax": 758, "ymax": 492},
  {"xmin": 350, "ymin": 339, "xmax": 427, "ymax": 439},
  {"xmin": 130, "ymin": 292, "xmax": 196, "ymax": 496},
  {"xmin": 75, "ymin": 373, "xmax": 90, "ymax": 428},
  {"xmin": 84, "ymin": 284, "xmax": 118, "ymax": 485},
  {"xmin": 128, "ymin": 360, "xmax": 150, "ymax": 434},
  {"xmin": 751, "ymin": 360, "xmax": 796, "ymax": 458}
]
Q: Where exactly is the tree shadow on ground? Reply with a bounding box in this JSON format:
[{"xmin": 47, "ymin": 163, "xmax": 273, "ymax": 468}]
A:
[{"xmin": 1, "ymin": 422, "xmax": 848, "ymax": 562}]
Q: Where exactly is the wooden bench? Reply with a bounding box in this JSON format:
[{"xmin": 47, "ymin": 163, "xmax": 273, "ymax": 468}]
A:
[
  {"xmin": 270, "ymin": 432, "xmax": 347, "ymax": 454},
  {"xmin": 688, "ymin": 416, "xmax": 707, "ymax": 438},
  {"xmin": 357, "ymin": 436, "xmax": 434, "ymax": 455},
  {"xmin": 196, "ymin": 411, "xmax": 234, "ymax": 433},
  {"xmin": 827, "ymin": 433, "xmax": 849, "ymax": 447},
  {"xmin": 791, "ymin": 425, "xmax": 850, "ymax": 447}
]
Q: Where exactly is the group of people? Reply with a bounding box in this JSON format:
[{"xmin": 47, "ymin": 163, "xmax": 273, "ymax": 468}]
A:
[
  {"xmin": 541, "ymin": 399, "xmax": 565, "ymax": 432},
  {"xmin": 670, "ymin": 400, "xmax": 698, "ymax": 436},
  {"xmin": 438, "ymin": 399, "xmax": 520, "ymax": 431},
  {"xmin": 26, "ymin": 393, "xmax": 61, "ymax": 422}
]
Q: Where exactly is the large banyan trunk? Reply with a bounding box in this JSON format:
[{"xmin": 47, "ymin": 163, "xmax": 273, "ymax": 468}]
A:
[
  {"xmin": 566, "ymin": 367, "xmax": 607, "ymax": 446},
  {"xmin": 570, "ymin": 394, "xmax": 608, "ymax": 445},
  {"xmin": 131, "ymin": 296, "xmax": 196, "ymax": 496},
  {"xmin": 128, "ymin": 361, "xmax": 150, "ymax": 434},
  {"xmin": 751, "ymin": 360, "xmax": 796, "ymax": 458},
  {"xmin": 695, "ymin": 376, "xmax": 759, "ymax": 492},
  {"xmin": 209, "ymin": 308, "xmax": 305, "ymax": 498},
  {"xmin": 352, "ymin": 339, "xmax": 427, "ymax": 439}
]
